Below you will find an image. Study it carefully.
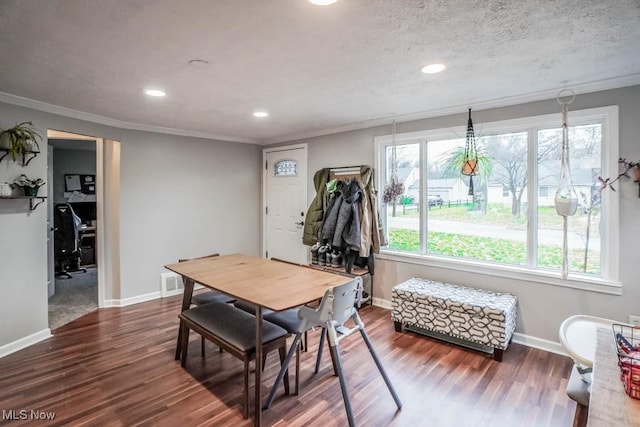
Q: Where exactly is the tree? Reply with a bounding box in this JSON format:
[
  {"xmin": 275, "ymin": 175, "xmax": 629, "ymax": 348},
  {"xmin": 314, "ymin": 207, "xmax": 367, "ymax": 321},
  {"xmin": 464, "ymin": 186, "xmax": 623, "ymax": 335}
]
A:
[{"xmin": 483, "ymin": 134, "xmax": 529, "ymax": 216}]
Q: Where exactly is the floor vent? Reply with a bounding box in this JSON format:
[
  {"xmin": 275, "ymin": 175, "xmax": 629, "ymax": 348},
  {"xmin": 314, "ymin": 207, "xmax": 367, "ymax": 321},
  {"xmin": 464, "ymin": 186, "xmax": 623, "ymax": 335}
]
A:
[{"xmin": 160, "ymin": 272, "xmax": 184, "ymax": 297}]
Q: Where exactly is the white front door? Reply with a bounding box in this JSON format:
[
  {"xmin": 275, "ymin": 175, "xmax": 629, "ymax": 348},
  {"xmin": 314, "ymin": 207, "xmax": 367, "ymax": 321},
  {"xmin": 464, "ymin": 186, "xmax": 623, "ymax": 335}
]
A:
[{"xmin": 264, "ymin": 145, "xmax": 307, "ymax": 264}]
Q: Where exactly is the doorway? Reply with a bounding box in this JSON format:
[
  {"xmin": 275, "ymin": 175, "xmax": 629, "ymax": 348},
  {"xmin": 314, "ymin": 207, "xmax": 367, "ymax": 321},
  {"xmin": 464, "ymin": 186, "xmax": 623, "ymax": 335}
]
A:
[
  {"xmin": 47, "ymin": 130, "xmax": 99, "ymax": 330},
  {"xmin": 263, "ymin": 144, "xmax": 308, "ymax": 264}
]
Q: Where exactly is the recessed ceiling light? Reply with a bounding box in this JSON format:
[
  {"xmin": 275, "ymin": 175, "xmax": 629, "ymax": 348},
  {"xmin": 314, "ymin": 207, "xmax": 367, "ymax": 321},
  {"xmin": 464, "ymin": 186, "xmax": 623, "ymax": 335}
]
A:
[
  {"xmin": 253, "ymin": 111, "xmax": 269, "ymax": 118},
  {"xmin": 145, "ymin": 89, "xmax": 166, "ymax": 97},
  {"xmin": 309, "ymin": 0, "xmax": 338, "ymax": 5},
  {"xmin": 421, "ymin": 63, "xmax": 446, "ymax": 74}
]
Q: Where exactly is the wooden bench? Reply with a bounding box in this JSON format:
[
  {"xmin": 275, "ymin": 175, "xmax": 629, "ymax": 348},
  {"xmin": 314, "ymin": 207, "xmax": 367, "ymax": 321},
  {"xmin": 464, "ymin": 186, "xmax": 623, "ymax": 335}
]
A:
[
  {"xmin": 179, "ymin": 302, "xmax": 290, "ymax": 418},
  {"xmin": 392, "ymin": 278, "xmax": 517, "ymax": 361}
]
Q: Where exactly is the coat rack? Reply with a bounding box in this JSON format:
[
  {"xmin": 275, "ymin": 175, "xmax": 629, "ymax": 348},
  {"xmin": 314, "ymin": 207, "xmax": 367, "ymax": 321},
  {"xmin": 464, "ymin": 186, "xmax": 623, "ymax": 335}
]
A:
[{"xmin": 329, "ymin": 165, "xmax": 363, "ymax": 182}]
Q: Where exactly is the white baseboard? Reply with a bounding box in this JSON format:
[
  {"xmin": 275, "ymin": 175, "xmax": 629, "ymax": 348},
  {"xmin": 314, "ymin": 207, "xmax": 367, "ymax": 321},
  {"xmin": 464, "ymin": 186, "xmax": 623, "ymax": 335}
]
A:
[
  {"xmin": 372, "ymin": 297, "xmax": 568, "ymax": 357},
  {"xmin": 0, "ymin": 328, "xmax": 51, "ymax": 359},
  {"xmin": 512, "ymin": 332, "xmax": 566, "ymax": 356},
  {"xmin": 104, "ymin": 291, "xmax": 162, "ymax": 308}
]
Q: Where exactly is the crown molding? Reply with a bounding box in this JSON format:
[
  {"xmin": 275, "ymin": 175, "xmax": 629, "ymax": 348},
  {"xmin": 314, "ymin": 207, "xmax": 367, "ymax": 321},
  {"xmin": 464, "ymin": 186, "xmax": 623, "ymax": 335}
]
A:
[
  {"xmin": 2, "ymin": 72, "xmax": 639, "ymax": 147},
  {"xmin": 262, "ymin": 73, "xmax": 640, "ymax": 145},
  {"xmin": 0, "ymin": 91, "xmax": 258, "ymax": 144}
]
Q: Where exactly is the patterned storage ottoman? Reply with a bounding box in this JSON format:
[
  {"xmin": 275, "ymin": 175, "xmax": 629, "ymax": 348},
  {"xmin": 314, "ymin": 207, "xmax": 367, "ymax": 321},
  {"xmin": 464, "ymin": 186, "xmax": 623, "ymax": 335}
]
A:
[{"xmin": 392, "ymin": 278, "xmax": 517, "ymax": 361}]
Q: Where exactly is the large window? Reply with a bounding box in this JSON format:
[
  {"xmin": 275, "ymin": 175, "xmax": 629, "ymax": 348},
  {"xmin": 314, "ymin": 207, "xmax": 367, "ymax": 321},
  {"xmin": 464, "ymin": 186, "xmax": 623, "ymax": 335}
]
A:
[{"xmin": 376, "ymin": 106, "xmax": 619, "ymax": 287}]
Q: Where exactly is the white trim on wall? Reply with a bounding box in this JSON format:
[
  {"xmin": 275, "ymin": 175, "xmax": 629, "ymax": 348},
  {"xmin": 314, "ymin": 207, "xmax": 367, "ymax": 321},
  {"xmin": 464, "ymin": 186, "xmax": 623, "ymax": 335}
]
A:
[
  {"xmin": 0, "ymin": 329, "xmax": 51, "ymax": 359},
  {"xmin": 103, "ymin": 291, "xmax": 162, "ymax": 308}
]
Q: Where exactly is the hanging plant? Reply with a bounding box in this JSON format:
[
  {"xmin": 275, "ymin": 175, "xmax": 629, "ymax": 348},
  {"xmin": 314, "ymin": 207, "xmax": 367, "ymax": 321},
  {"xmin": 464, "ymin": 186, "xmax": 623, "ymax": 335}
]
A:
[
  {"xmin": 461, "ymin": 108, "xmax": 479, "ymax": 195},
  {"xmin": 383, "ymin": 120, "xmax": 405, "ymax": 217},
  {"xmin": 383, "ymin": 177, "xmax": 404, "ymax": 217},
  {"xmin": 0, "ymin": 121, "xmax": 42, "ymax": 161}
]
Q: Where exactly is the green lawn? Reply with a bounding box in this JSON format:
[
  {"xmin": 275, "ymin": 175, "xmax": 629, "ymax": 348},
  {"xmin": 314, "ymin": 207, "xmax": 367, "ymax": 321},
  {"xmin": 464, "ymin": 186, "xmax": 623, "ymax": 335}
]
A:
[
  {"xmin": 388, "ymin": 228, "xmax": 601, "ymax": 274},
  {"xmin": 391, "ymin": 202, "xmax": 600, "ymax": 235}
]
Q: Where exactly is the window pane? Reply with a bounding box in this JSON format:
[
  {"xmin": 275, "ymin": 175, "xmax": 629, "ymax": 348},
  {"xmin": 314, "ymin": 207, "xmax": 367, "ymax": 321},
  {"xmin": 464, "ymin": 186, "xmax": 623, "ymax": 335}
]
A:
[
  {"xmin": 274, "ymin": 160, "xmax": 297, "ymax": 176},
  {"xmin": 427, "ymin": 132, "xmax": 528, "ymax": 265},
  {"xmin": 384, "ymin": 143, "xmax": 420, "ymax": 253},
  {"xmin": 537, "ymin": 124, "xmax": 602, "ymax": 274}
]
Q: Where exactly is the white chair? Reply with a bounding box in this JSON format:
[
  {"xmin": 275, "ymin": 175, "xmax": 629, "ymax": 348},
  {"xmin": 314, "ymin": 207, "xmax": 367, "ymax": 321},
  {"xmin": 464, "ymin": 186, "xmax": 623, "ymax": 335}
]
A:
[{"xmin": 264, "ymin": 277, "xmax": 402, "ymax": 426}]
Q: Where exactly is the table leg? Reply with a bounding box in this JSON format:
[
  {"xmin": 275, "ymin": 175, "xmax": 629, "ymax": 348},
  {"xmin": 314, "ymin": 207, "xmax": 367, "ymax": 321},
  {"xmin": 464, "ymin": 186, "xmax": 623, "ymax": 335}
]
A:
[
  {"xmin": 175, "ymin": 277, "xmax": 195, "ymax": 360},
  {"xmin": 255, "ymin": 306, "xmax": 262, "ymax": 427}
]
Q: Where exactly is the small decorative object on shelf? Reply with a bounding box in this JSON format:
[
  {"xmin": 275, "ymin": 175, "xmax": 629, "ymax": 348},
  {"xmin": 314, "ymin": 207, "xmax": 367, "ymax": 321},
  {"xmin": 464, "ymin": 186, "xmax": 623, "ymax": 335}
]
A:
[
  {"xmin": 0, "ymin": 121, "xmax": 41, "ymax": 165},
  {"xmin": 13, "ymin": 174, "xmax": 45, "ymax": 197}
]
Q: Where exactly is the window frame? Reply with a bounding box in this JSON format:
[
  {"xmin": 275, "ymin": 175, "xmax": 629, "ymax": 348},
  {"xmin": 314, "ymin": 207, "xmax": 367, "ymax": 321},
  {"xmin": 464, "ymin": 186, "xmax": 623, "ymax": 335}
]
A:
[{"xmin": 374, "ymin": 106, "xmax": 620, "ymax": 294}]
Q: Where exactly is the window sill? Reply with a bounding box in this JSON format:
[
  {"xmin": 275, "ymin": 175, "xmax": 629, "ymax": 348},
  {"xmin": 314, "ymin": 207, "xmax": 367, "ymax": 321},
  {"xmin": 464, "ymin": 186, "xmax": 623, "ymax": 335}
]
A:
[{"xmin": 377, "ymin": 250, "xmax": 622, "ymax": 295}]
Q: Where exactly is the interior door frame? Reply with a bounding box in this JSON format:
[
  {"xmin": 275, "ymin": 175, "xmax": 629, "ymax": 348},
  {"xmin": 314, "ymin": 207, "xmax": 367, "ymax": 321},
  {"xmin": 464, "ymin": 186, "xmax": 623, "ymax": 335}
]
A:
[{"xmin": 262, "ymin": 143, "xmax": 308, "ymax": 260}]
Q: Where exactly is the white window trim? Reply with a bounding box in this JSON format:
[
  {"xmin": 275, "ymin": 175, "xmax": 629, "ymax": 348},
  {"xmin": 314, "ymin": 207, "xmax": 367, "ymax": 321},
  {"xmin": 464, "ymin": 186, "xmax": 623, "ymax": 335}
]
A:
[{"xmin": 374, "ymin": 106, "xmax": 620, "ymax": 294}]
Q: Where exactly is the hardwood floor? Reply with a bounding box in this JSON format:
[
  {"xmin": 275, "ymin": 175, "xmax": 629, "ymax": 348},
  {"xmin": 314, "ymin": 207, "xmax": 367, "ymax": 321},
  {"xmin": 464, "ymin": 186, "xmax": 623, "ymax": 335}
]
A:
[{"xmin": 0, "ymin": 296, "xmax": 577, "ymax": 426}]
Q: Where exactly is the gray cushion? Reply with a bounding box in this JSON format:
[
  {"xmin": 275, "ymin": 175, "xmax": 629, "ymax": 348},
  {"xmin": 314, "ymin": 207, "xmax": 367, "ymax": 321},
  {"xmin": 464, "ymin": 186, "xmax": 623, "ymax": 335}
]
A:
[
  {"xmin": 235, "ymin": 301, "xmax": 300, "ymax": 333},
  {"xmin": 265, "ymin": 309, "xmax": 301, "ymax": 334},
  {"xmin": 234, "ymin": 300, "xmax": 274, "ymax": 316},
  {"xmin": 181, "ymin": 302, "xmax": 287, "ymax": 352},
  {"xmin": 192, "ymin": 290, "xmax": 235, "ymax": 306},
  {"xmin": 566, "ymin": 364, "xmax": 590, "ymax": 407}
]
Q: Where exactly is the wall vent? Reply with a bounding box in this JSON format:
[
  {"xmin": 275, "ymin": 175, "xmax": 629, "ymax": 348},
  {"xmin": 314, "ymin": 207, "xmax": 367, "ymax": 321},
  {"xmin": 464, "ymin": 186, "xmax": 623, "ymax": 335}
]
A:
[{"xmin": 160, "ymin": 272, "xmax": 184, "ymax": 297}]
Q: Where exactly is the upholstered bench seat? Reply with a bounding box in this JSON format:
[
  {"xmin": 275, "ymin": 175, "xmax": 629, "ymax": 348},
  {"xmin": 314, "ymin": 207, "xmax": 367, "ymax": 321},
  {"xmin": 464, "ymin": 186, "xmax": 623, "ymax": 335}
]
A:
[
  {"xmin": 179, "ymin": 302, "xmax": 290, "ymax": 418},
  {"xmin": 391, "ymin": 278, "xmax": 517, "ymax": 361}
]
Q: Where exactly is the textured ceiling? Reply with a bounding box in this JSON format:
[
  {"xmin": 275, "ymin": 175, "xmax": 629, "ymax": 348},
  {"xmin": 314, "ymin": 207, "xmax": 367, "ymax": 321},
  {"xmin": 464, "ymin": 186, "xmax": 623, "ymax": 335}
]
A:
[{"xmin": 0, "ymin": 0, "xmax": 639, "ymax": 144}]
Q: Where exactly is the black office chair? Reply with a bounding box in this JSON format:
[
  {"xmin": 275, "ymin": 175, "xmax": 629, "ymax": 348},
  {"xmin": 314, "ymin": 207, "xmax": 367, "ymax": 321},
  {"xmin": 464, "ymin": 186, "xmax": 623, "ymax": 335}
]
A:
[{"xmin": 54, "ymin": 203, "xmax": 86, "ymax": 279}]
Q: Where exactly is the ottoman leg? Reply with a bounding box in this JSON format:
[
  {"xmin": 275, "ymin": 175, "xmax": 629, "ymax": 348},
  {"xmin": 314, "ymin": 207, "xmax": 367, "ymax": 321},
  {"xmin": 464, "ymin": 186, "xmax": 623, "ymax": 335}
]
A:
[
  {"xmin": 493, "ymin": 348, "xmax": 504, "ymax": 362},
  {"xmin": 393, "ymin": 321, "xmax": 404, "ymax": 332}
]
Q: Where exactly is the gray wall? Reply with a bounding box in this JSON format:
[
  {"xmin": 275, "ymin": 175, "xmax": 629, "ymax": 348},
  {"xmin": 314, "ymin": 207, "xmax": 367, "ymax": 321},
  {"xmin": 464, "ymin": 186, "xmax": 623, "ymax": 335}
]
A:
[
  {"xmin": 274, "ymin": 85, "xmax": 640, "ymax": 343},
  {"xmin": 1, "ymin": 85, "xmax": 637, "ymax": 349},
  {"xmin": 51, "ymin": 147, "xmax": 96, "ymax": 203},
  {"xmin": 0, "ymin": 102, "xmax": 262, "ymax": 347}
]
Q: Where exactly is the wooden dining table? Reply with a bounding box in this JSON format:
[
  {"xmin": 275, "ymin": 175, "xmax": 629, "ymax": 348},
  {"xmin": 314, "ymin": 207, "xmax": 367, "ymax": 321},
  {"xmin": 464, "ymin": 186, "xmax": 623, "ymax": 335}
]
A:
[{"xmin": 165, "ymin": 253, "xmax": 353, "ymax": 427}]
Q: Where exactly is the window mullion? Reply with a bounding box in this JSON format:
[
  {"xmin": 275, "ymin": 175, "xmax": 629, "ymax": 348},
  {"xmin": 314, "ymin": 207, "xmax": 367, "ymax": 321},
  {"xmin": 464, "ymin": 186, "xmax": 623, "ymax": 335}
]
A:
[
  {"xmin": 526, "ymin": 128, "xmax": 538, "ymax": 268},
  {"xmin": 420, "ymin": 140, "xmax": 427, "ymax": 254}
]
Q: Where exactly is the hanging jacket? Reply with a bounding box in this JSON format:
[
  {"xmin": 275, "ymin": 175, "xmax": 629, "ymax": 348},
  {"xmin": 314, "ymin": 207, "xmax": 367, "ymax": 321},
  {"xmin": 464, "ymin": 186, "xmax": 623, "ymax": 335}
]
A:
[
  {"xmin": 359, "ymin": 165, "xmax": 387, "ymax": 253},
  {"xmin": 333, "ymin": 179, "xmax": 362, "ymax": 250},
  {"xmin": 321, "ymin": 184, "xmax": 343, "ymax": 242},
  {"xmin": 303, "ymin": 168, "xmax": 330, "ymax": 246}
]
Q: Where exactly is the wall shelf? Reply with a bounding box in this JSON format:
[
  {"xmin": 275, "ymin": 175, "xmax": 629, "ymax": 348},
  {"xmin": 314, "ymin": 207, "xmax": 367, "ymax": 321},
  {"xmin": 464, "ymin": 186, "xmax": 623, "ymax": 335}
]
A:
[
  {"xmin": 0, "ymin": 148, "xmax": 40, "ymax": 166},
  {"xmin": 0, "ymin": 195, "xmax": 47, "ymax": 210}
]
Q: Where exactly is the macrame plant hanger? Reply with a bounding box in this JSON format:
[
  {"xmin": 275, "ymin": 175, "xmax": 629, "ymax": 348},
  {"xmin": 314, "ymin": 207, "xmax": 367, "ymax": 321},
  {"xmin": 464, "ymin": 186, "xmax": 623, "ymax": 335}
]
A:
[
  {"xmin": 462, "ymin": 108, "xmax": 479, "ymax": 195},
  {"xmin": 554, "ymin": 88, "xmax": 578, "ymax": 280},
  {"xmin": 383, "ymin": 120, "xmax": 404, "ymax": 217}
]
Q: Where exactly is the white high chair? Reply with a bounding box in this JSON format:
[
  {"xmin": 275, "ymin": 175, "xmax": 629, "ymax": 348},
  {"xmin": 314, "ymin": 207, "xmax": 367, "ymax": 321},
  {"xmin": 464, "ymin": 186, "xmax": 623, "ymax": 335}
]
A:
[
  {"xmin": 558, "ymin": 315, "xmax": 616, "ymax": 427},
  {"xmin": 263, "ymin": 277, "xmax": 402, "ymax": 426}
]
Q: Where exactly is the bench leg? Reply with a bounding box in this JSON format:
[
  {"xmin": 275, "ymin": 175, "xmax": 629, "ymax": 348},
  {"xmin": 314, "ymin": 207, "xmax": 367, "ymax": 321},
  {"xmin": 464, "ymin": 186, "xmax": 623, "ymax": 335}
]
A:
[
  {"xmin": 201, "ymin": 336, "xmax": 206, "ymax": 357},
  {"xmin": 493, "ymin": 348, "xmax": 504, "ymax": 362},
  {"xmin": 244, "ymin": 359, "xmax": 249, "ymax": 419},
  {"xmin": 180, "ymin": 322, "xmax": 190, "ymax": 368},
  {"xmin": 394, "ymin": 321, "xmax": 404, "ymax": 332}
]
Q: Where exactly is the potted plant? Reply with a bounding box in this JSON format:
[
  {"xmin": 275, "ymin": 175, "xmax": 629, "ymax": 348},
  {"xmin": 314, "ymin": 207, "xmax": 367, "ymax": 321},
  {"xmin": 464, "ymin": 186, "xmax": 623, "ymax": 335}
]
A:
[
  {"xmin": 13, "ymin": 174, "xmax": 45, "ymax": 197},
  {"xmin": 0, "ymin": 121, "xmax": 42, "ymax": 161}
]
